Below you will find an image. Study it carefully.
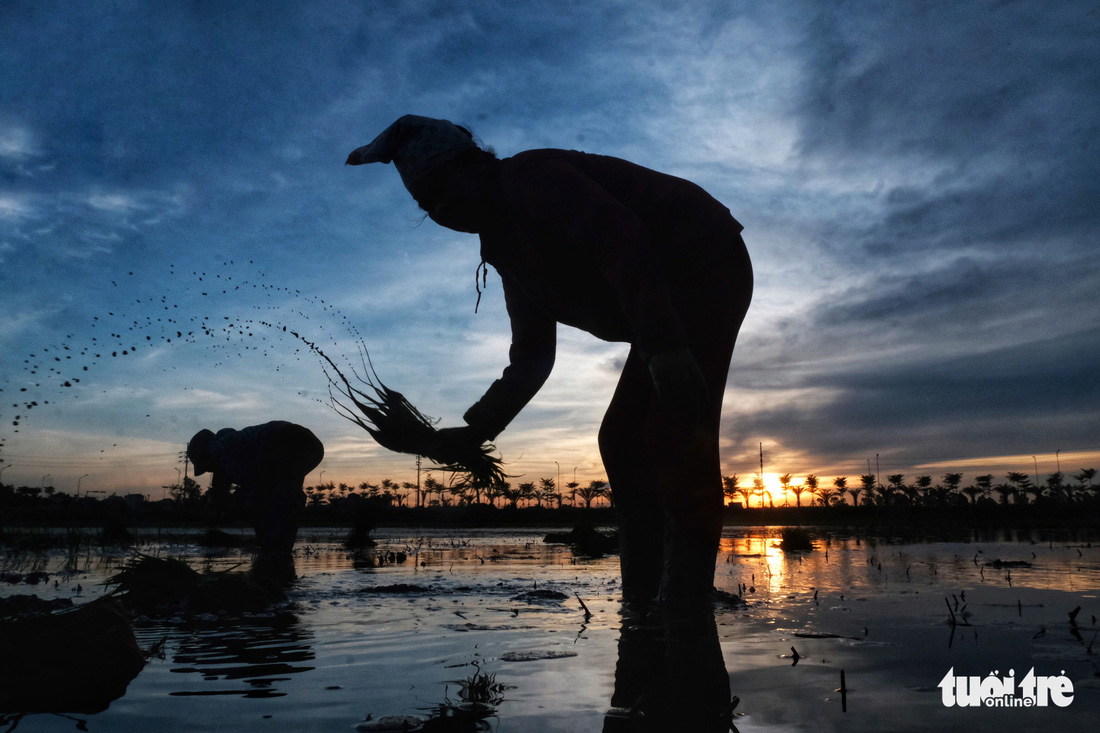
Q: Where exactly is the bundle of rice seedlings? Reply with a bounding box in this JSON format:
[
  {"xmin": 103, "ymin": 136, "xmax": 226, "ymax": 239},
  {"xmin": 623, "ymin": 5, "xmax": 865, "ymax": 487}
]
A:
[
  {"xmin": 299, "ymin": 333, "xmax": 507, "ymax": 487},
  {"xmin": 105, "ymin": 555, "xmax": 200, "ymax": 609},
  {"xmin": 105, "ymin": 555, "xmax": 283, "ymax": 614}
]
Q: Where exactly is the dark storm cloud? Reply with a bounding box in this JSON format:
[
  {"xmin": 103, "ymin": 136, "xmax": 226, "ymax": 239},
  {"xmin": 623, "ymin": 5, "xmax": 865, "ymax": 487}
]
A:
[
  {"xmin": 828, "ymin": 326, "xmax": 1100, "ymax": 417},
  {"xmin": 727, "ymin": 1, "xmax": 1100, "ymax": 469},
  {"xmin": 796, "ymin": 2, "xmax": 1100, "ymax": 163},
  {"xmin": 749, "ymin": 322, "xmax": 1100, "ymax": 463},
  {"xmin": 813, "ymin": 253, "xmax": 1091, "ymax": 342},
  {"xmin": 795, "ymin": 1, "xmax": 1100, "ymax": 253}
]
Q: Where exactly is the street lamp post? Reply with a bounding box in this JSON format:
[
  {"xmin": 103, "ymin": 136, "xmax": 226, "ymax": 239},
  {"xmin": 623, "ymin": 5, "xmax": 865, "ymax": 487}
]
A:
[
  {"xmin": 554, "ymin": 460, "xmax": 563, "ymax": 506},
  {"xmin": 41, "ymin": 474, "xmax": 51, "ymax": 489},
  {"xmin": 0, "ymin": 464, "xmax": 10, "ymax": 485},
  {"xmin": 77, "ymin": 474, "xmax": 89, "ymax": 497}
]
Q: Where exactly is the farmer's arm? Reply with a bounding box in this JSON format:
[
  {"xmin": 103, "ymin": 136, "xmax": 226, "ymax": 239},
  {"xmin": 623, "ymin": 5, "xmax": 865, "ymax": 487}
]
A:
[{"xmin": 461, "ymin": 279, "xmax": 556, "ymax": 441}]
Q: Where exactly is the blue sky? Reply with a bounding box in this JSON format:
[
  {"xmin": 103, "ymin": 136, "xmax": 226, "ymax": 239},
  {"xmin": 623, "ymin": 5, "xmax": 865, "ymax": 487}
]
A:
[{"xmin": 2, "ymin": 0, "xmax": 1098, "ymax": 496}]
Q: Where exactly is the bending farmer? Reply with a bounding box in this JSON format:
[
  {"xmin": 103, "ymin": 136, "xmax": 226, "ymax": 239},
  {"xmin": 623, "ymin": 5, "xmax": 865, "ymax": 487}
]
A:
[
  {"xmin": 187, "ymin": 421, "xmax": 324, "ymax": 556},
  {"xmin": 347, "ymin": 115, "xmax": 752, "ymax": 604}
]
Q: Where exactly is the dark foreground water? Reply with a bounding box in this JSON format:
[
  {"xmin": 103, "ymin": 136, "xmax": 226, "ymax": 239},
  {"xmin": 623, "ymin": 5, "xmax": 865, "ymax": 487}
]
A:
[{"xmin": 2, "ymin": 526, "xmax": 1099, "ymax": 732}]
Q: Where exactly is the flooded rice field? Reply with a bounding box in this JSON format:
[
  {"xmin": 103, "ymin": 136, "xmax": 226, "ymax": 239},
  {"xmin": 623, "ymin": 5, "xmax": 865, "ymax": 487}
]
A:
[{"xmin": 3, "ymin": 525, "xmax": 1100, "ymax": 732}]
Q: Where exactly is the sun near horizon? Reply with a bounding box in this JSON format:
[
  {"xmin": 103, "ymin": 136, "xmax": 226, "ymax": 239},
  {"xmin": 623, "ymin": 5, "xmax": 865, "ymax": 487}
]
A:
[{"xmin": 725, "ymin": 472, "xmax": 792, "ymax": 507}]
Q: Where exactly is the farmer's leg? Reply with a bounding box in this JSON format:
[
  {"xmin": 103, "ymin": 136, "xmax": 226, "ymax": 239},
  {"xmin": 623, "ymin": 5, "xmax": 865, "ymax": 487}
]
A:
[
  {"xmin": 659, "ymin": 232, "xmax": 752, "ymax": 603},
  {"xmin": 600, "ymin": 350, "xmax": 664, "ymax": 603},
  {"xmin": 654, "ymin": 400, "xmax": 724, "ymax": 603},
  {"xmin": 252, "ymin": 424, "xmax": 321, "ymax": 555},
  {"xmin": 254, "ymin": 478, "xmax": 306, "ymax": 555}
]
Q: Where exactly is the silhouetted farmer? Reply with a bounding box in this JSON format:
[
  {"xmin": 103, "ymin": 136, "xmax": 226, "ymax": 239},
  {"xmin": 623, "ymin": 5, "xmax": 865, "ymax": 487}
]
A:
[
  {"xmin": 347, "ymin": 115, "xmax": 752, "ymax": 604},
  {"xmin": 187, "ymin": 421, "xmax": 323, "ymax": 556}
]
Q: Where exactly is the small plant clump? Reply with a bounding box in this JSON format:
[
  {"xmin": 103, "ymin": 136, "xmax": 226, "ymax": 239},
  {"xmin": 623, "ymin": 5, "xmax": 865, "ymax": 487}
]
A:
[
  {"xmin": 543, "ymin": 524, "xmax": 618, "ymax": 557},
  {"xmin": 105, "ymin": 554, "xmax": 283, "ymax": 615},
  {"xmin": 779, "ymin": 526, "xmax": 814, "ymax": 553},
  {"xmin": 456, "ymin": 668, "xmax": 512, "ymax": 707},
  {"xmin": 344, "ymin": 507, "xmax": 378, "ymax": 550}
]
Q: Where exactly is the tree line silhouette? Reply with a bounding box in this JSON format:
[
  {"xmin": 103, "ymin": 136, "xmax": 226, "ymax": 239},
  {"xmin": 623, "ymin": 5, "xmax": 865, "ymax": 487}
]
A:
[
  {"xmin": 0, "ymin": 474, "xmax": 614, "ymax": 515},
  {"xmin": 722, "ymin": 468, "xmax": 1098, "ymax": 508},
  {"xmin": 3, "ymin": 467, "xmax": 1097, "ymax": 525}
]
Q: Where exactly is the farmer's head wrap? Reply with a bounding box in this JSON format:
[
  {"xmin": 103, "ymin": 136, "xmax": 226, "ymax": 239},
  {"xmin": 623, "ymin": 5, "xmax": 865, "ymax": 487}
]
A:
[
  {"xmin": 187, "ymin": 428, "xmax": 216, "ymax": 476},
  {"xmin": 346, "ymin": 115, "xmax": 478, "ymax": 193}
]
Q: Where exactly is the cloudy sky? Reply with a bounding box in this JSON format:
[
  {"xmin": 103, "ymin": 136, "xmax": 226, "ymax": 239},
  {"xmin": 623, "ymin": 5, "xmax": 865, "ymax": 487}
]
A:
[{"xmin": 2, "ymin": 0, "xmax": 1097, "ymax": 497}]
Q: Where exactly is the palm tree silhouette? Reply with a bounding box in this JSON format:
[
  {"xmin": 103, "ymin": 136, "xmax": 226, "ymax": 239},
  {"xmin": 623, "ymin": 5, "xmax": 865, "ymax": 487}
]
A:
[
  {"xmin": 778, "ymin": 474, "xmax": 793, "ymax": 506},
  {"xmin": 539, "ymin": 477, "xmax": 559, "ymax": 508},
  {"xmin": 1072, "ymin": 468, "xmax": 1096, "ymax": 503},
  {"xmin": 577, "ymin": 480, "xmax": 608, "ymax": 508},
  {"xmin": 423, "ymin": 475, "xmax": 443, "ymax": 506},
  {"xmin": 1005, "ymin": 472, "xmax": 1029, "ymax": 503},
  {"xmin": 722, "ymin": 475, "xmax": 741, "ymax": 507},
  {"xmin": 860, "ymin": 474, "xmax": 877, "ymax": 506},
  {"xmin": 1044, "ymin": 472, "xmax": 1066, "ymax": 503},
  {"xmin": 737, "ymin": 484, "xmax": 753, "ymax": 508},
  {"xmin": 915, "ymin": 475, "xmax": 934, "ymax": 503},
  {"xmin": 752, "ymin": 474, "xmax": 767, "ymax": 508},
  {"xmin": 844, "ymin": 479, "xmax": 862, "ymax": 508},
  {"xmin": 793, "ymin": 474, "xmax": 815, "ymax": 507},
  {"xmin": 831, "ymin": 471, "xmax": 849, "ymax": 506},
  {"xmin": 1074, "ymin": 468, "xmax": 1096, "ymax": 490},
  {"xmin": 993, "ymin": 481, "xmax": 1016, "ymax": 505},
  {"xmin": 498, "ymin": 481, "xmax": 520, "ymax": 508},
  {"xmin": 974, "ymin": 474, "xmax": 994, "ymax": 504},
  {"xmin": 565, "ymin": 480, "xmax": 580, "ymax": 507},
  {"xmin": 887, "ymin": 474, "xmax": 906, "ymax": 505},
  {"xmin": 517, "ymin": 481, "xmax": 537, "ymax": 508},
  {"xmin": 900, "ymin": 481, "xmax": 922, "ymax": 506}
]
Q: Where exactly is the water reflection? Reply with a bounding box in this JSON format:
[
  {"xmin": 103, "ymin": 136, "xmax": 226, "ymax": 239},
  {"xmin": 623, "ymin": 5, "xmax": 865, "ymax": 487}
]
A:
[
  {"xmin": 604, "ymin": 606, "xmax": 734, "ymax": 732},
  {"xmin": 718, "ymin": 527, "xmax": 1100, "ymax": 600},
  {"xmin": 4, "ymin": 527, "xmax": 1099, "ymax": 731},
  {"xmin": 166, "ymin": 613, "xmax": 314, "ymax": 698}
]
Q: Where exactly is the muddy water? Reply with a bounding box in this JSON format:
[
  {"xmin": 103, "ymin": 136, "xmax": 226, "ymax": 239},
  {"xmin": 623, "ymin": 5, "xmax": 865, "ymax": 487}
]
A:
[{"xmin": 3, "ymin": 526, "xmax": 1099, "ymax": 732}]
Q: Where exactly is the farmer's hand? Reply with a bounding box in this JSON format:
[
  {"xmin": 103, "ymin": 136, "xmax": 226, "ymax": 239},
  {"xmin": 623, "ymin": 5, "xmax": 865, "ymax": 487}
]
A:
[
  {"xmin": 431, "ymin": 425, "xmax": 488, "ymax": 464},
  {"xmin": 647, "ymin": 346, "xmax": 708, "ymax": 422}
]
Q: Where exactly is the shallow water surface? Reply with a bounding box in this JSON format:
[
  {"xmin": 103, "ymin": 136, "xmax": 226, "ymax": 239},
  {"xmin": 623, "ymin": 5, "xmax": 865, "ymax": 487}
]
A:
[{"xmin": 3, "ymin": 526, "xmax": 1099, "ymax": 732}]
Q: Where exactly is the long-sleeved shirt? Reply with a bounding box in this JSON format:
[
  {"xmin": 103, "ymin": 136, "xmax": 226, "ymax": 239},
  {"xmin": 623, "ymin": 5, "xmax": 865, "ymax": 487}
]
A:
[
  {"xmin": 203, "ymin": 421, "xmax": 321, "ymax": 488},
  {"xmin": 463, "ymin": 149, "xmax": 744, "ymax": 439}
]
